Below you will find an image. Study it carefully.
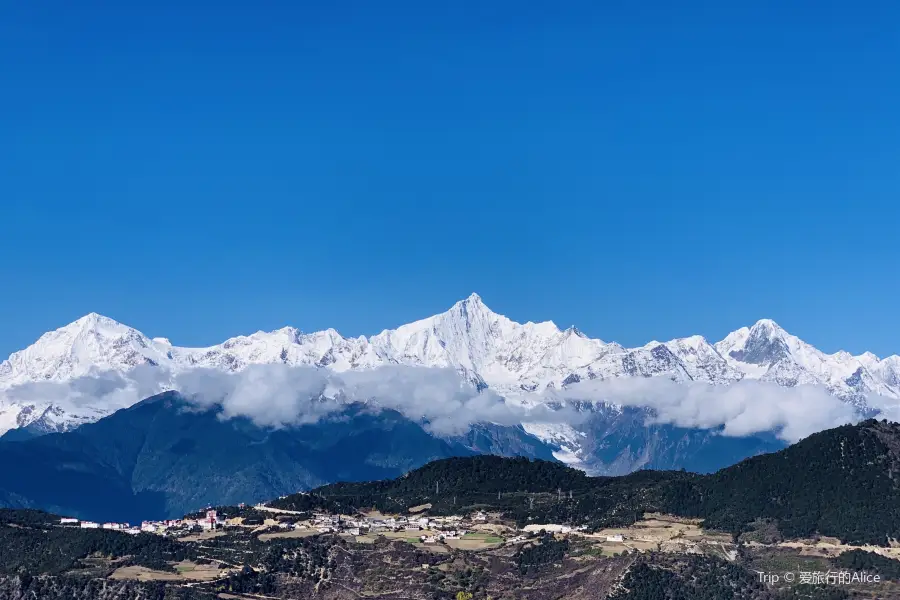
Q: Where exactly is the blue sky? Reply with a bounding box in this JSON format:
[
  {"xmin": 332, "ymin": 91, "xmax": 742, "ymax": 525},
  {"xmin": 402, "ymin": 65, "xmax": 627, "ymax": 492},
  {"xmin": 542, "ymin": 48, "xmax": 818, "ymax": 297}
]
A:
[{"xmin": 2, "ymin": 0, "xmax": 899, "ymax": 358}]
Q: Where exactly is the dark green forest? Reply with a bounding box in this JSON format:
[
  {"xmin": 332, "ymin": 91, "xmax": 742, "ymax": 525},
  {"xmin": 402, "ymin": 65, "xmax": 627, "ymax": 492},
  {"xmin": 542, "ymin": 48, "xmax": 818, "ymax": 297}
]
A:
[
  {"xmin": 833, "ymin": 550, "xmax": 900, "ymax": 579},
  {"xmin": 305, "ymin": 420, "xmax": 900, "ymax": 545},
  {"xmin": 515, "ymin": 532, "xmax": 570, "ymax": 575},
  {"xmin": 0, "ymin": 508, "xmax": 194, "ymax": 575}
]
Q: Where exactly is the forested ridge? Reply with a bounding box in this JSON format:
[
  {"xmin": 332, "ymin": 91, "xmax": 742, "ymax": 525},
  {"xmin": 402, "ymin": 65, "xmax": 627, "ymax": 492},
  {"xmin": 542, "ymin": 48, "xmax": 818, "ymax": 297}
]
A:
[
  {"xmin": 305, "ymin": 420, "xmax": 900, "ymax": 545},
  {"xmin": 692, "ymin": 419, "xmax": 900, "ymax": 544},
  {"xmin": 0, "ymin": 508, "xmax": 195, "ymax": 575}
]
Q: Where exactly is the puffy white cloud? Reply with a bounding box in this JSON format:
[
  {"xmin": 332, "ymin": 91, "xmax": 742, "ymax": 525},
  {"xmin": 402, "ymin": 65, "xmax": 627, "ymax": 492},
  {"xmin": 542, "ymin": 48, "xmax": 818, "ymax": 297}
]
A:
[
  {"xmin": 547, "ymin": 377, "xmax": 865, "ymax": 442},
  {"xmin": 175, "ymin": 364, "xmax": 583, "ymax": 436},
  {"xmin": 2, "ymin": 363, "xmax": 894, "ymax": 443},
  {"xmin": 0, "ymin": 365, "xmax": 165, "ymax": 413}
]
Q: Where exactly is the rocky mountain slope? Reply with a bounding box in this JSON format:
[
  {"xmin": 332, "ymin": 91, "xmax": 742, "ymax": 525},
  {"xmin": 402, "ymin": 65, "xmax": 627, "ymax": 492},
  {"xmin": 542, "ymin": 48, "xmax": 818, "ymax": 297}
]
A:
[{"xmin": 2, "ymin": 294, "xmax": 897, "ymax": 440}]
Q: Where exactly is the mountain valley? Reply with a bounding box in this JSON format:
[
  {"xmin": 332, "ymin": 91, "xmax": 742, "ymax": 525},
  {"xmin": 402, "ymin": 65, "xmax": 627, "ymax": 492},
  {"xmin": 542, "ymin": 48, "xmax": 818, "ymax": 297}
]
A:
[{"xmin": 3, "ymin": 419, "xmax": 900, "ymax": 599}]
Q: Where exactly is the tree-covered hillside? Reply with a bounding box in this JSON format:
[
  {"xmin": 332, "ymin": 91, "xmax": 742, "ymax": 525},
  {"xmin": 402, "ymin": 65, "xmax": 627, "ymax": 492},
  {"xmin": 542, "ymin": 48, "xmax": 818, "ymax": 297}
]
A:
[
  {"xmin": 305, "ymin": 455, "xmax": 687, "ymax": 528},
  {"xmin": 304, "ymin": 420, "xmax": 900, "ymax": 545},
  {"xmin": 0, "ymin": 510, "xmax": 195, "ymax": 575},
  {"xmin": 692, "ymin": 419, "xmax": 900, "ymax": 545},
  {"xmin": 0, "ymin": 393, "xmax": 481, "ymax": 521}
]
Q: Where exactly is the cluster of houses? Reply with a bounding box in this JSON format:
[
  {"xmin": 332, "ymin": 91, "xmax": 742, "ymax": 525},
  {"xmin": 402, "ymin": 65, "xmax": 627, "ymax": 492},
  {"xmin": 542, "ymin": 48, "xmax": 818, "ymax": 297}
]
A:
[
  {"xmin": 520, "ymin": 523, "xmax": 591, "ymax": 535},
  {"xmin": 59, "ymin": 509, "xmax": 227, "ymax": 536},
  {"xmin": 290, "ymin": 511, "xmax": 472, "ymax": 541},
  {"xmin": 139, "ymin": 509, "xmax": 227, "ymax": 534},
  {"xmin": 59, "ymin": 517, "xmax": 142, "ymax": 535},
  {"xmin": 58, "ymin": 508, "xmax": 480, "ymax": 540},
  {"xmin": 56, "ymin": 505, "xmax": 603, "ymax": 548}
]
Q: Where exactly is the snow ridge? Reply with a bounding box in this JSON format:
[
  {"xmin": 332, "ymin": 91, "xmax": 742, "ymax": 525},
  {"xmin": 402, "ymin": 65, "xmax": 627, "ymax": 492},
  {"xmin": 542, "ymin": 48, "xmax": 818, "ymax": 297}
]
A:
[{"xmin": 1, "ymin": 293, "xmax": 898, "ymax": 434}]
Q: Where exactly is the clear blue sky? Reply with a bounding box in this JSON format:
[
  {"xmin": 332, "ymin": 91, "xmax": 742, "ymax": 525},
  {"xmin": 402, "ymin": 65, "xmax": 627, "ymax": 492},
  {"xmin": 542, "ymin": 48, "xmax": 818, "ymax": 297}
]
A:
[{"xmin": 2, "ymin": 0, "xmax": 899, "ymax": 358}]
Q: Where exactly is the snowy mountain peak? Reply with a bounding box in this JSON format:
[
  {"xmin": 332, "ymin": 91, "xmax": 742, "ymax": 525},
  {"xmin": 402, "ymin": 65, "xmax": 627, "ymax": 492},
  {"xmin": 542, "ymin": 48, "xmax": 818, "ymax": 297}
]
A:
[
  {"xmin": 1, "ymin": 296, "xmax": 898, "ymax": 436},
  {"xmin": 0, "ymin": 312, "xmax": 170, "ymax": 389},
  {"xmin": 714, "ymin": 326, "xmax": 750, "ymax": 355},
  {"xmin": 447, "ymin": 292, "xmax": 501, "ymax": 323},
  {"xmin": 564, "ymin": 326, "xmax": 588, "ymax": 339},
  {"xmin": 713, "ymin": 319, "xmax": 791, "ymax": 365},
  {"xmin": 673, "ymin": 335, "xmax": 709, "ymax": 349},
  {"xmin": 749, "ymin": 318, "xmax": 787, "ymax": 338},
  {"xmin": 67, "ymin": 312, "xmax": 128, "ymax": 332},
  {"xmin": 40, "ymin": 313, "xmax": 142, "ymax": 347},
  {"xmin": 859, "ymin": 351, "xmax": 881, "ymax": 364},
  {"xmin": 74, "ymin": 311, "xmax": 102, "ymax": 324}
]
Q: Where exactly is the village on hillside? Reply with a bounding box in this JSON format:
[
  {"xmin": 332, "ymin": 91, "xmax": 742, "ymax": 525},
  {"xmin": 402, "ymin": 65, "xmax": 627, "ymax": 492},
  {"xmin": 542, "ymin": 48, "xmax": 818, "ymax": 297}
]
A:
[
  {"xmin": 53, "ymin": 500, "xmax": 745, "ymax": 558},
  {"xmin": 54, "ymin": 501, "xmax": 900, "ymax": 565}
]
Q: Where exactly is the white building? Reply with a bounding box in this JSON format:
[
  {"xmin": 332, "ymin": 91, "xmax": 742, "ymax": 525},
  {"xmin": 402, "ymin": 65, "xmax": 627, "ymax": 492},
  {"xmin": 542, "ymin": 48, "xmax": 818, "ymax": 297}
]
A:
[
  {"xmin": 60, "ymin": 518, "xmax": 79, "ymax": 525},
  {"xmin": 80, "ymin": 521, "xmax": 100, "ymax": 529},
  {"xmin": 606, "ymin": 534, "xmax": 624, "ymax": 542}
]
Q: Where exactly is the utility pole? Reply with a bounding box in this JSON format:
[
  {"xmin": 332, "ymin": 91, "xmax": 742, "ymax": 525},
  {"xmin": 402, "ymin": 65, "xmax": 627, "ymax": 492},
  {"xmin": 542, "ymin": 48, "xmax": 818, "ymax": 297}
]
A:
[
  {"xmin": 436, "ymin": 481, "xmax": 439, "ymax": 496},
  {"xmin": 497, "ymin": 491, "xmax": 501, "ymax": 500},
  {"xmin": 569, "ymin": 490, "xmax": 572, "ymax": 500},
  {"xmin": 558, "ymin": 488, "xmax": 562, "ymax": 502}
]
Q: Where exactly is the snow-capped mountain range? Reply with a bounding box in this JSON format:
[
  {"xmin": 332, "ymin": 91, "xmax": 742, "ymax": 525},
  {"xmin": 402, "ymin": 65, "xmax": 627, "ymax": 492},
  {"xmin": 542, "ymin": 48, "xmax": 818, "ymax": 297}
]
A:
[{"xmin": 1, "ymin": 293, "xmax": 899, "ymax": 437}]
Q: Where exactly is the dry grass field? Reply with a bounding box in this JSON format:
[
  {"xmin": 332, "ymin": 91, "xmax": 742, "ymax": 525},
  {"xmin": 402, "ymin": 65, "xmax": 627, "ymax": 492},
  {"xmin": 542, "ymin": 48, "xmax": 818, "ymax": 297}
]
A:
[
  {"xmin": 584, "ymin": 514, "xmax": 731, "ymax": 555},
  {"xmin": 445, "ymin": 532, "xmax": 503, "ymax": 550},
  {"xmin": 110, "ymin": 560, "xmax": 225, "ymax": 582}
]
